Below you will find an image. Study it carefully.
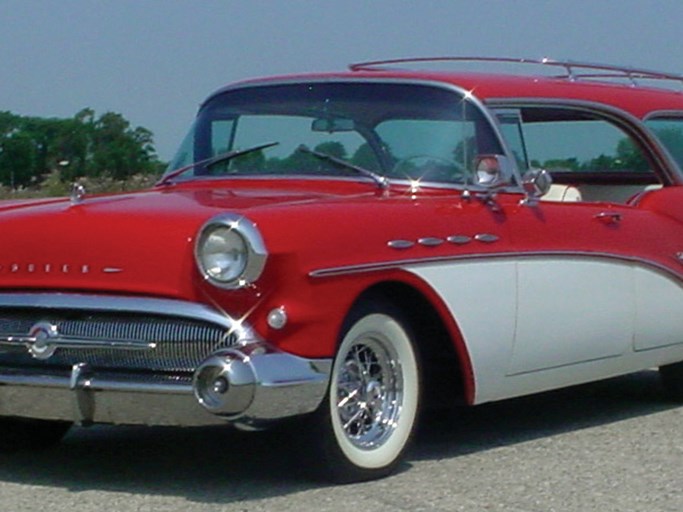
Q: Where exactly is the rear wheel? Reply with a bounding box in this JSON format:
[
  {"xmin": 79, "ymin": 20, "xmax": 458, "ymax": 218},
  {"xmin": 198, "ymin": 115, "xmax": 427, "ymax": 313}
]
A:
[
  {"xmin": 311, "ymin": 302, "xmax": 421, "ymax": 483},
  {"xmin": 0, "ymin": 418, "xmax": 71, "ymax": 451},
  {"xmin": 660, "ymin": 361, "xmax": 683, "ymax": 401}
]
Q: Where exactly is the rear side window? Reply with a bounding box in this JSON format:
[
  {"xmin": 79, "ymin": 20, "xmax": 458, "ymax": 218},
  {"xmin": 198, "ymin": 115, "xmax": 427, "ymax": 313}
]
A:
[{"xmin": 645, "ymin": 117, "xmax": 683, "ymax": 171}]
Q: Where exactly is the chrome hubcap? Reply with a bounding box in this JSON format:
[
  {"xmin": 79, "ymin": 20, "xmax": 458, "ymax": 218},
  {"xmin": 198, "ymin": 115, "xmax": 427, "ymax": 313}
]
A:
[{"xmin": 335, "ymin": 337, "xmax": 402, "ymax": 449}]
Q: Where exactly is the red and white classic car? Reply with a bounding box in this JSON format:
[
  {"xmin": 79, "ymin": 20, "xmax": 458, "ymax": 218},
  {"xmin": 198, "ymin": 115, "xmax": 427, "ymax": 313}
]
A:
[{"xmin": 2, "ymin": 57, "xmax": 683, "ymax": 482}]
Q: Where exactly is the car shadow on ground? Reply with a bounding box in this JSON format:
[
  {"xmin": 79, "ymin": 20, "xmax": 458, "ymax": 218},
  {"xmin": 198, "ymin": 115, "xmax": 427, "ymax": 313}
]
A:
[
  {"xmin": 0, "ymin": 370, "xmax": 677, "ymax": 505},
  {"xmin": 413, "ymin": 369, "xmax": 676, "ymax": 460}
]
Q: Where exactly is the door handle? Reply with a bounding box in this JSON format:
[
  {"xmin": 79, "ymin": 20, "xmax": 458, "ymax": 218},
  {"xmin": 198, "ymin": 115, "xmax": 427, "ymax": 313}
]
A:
[{"xmin": 594, "ymin": 211, "xmax": 622, "ymax": 225}]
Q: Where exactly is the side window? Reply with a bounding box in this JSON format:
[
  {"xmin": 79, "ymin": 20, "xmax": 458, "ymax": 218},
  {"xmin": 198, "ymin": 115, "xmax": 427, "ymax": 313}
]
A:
[
  {"xmin": 645, "ymin": 117, "xmax": 683, "ymax": 171},
  {"xmin": 495, "ymin": 107, "xmax": 660, "ymax": 203}
]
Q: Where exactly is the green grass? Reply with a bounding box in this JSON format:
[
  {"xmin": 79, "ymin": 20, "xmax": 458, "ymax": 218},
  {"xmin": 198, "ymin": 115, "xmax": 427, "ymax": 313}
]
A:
[{"xmin": 0, "ymin": 170, "xmax": 161, "ymax": 199}]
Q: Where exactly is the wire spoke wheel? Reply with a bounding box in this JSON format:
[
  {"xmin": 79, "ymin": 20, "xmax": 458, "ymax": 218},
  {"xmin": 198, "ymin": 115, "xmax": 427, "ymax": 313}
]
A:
[
  {"xmin": 312, "ymin": 302, "xmax": 420, "ymax": 483},
  {"xmin": 336, "ymin": 339, "xmax": 402, "ymax": 449}
]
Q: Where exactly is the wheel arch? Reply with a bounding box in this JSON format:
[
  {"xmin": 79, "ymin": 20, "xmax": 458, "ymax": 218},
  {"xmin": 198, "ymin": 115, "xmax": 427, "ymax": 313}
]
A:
[{"xmin": 346, "ymin": 277, "xmax": 475, "ymax": 407}]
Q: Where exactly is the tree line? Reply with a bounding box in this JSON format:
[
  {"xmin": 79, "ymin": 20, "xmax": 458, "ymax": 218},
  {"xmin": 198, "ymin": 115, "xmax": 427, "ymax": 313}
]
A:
[{"xmin": 0, "ymin": 109, "xmax": 164, "ymax": 190}]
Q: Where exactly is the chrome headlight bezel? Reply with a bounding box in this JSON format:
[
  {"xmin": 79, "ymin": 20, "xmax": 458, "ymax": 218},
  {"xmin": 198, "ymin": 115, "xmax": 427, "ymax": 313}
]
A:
[{"xmin": 194, "ymin": 214, "xmax": 267, "ymax": 290}]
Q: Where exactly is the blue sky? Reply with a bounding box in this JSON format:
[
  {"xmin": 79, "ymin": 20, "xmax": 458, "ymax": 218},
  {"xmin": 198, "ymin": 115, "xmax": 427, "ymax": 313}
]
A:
[{"xmin": 2, "ymin": 0, "xmax": 682, "ymax": 160}]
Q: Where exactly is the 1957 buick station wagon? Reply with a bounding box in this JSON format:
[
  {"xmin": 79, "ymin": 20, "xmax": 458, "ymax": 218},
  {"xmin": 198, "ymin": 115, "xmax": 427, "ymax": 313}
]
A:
[{"xmin": 2, "ymin": 57, "xmax": 683, "ymax": 482}]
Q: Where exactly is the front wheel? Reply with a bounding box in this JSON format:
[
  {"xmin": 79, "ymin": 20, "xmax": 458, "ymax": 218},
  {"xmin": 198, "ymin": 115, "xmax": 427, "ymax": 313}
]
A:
[
  {"xmin": 0, "ymin": 418, "xmax": 72, "ymax": 451},
  {"xmin": 311, "ymin": 304, "xmax": 421, "ymax": 483}
]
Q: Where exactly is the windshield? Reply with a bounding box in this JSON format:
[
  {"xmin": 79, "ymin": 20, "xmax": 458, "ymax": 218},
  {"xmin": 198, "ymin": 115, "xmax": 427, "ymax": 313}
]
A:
[{"xmin": 164, "ymin": 82, "xmax": 503, "ymax": 185}]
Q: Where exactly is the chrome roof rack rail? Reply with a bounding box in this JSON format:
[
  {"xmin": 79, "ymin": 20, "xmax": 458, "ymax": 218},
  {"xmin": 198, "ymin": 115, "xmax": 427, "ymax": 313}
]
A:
[{"xmin": 349, "ymin": 57, "xmax": 683, "ymax": 91}]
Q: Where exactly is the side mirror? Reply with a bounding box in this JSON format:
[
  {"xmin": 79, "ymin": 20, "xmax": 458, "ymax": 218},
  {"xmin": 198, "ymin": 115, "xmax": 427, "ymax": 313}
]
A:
[
  {"xmin": 521, "ymin": 168, "xmax": 552, "ymax": 204},
  {"xmin": 472, "ymin": 154, "xmax": 514, "ymax": 189}
]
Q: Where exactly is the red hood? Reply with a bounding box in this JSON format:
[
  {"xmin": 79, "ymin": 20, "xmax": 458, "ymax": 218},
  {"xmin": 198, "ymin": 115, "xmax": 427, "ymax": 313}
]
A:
[{"xmin": 0, "ymin": 180, "xmax": 374, "ymax": 299}]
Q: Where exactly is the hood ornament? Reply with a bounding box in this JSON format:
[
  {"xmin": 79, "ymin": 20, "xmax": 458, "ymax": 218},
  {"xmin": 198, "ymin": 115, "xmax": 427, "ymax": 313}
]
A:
[{"xmin": 70, "ymin": 182, "xmax": 86, "ymax": 205}]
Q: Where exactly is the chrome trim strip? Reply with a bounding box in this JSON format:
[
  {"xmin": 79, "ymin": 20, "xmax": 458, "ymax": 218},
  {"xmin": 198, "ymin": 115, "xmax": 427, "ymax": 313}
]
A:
[
  {"xmin": 309, "ymin": 250, "xmax": 683, "ymax": 284},
  {"xmin": 0, "ymin": 293, "xmax": 236, "ymax": 330},
  {"xmin": 643, "ymin": 109, "xmax": 683, "ymax": 121},
  {"xmin": 0, "ymin": 335, "xmax": 155, "ymax": 351}
]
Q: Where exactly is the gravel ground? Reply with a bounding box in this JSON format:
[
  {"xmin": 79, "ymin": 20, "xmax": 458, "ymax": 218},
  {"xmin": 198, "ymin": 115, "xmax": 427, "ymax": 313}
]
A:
[{"xmin": 0, "ymin": 370, "xmax": 681, "ymax": 511}]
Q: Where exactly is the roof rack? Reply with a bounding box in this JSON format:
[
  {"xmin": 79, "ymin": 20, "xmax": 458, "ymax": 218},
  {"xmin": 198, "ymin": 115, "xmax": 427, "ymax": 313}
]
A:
[{"xmin": 349, "ymin": 57, "xmax": 683, "ymax": 90}]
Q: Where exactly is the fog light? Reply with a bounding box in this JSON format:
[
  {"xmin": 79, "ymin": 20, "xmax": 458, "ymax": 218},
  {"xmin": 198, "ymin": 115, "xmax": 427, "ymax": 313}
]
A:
[{"xmin": 267, "ymin": 307, "xmax": 288, "ymax": 330}]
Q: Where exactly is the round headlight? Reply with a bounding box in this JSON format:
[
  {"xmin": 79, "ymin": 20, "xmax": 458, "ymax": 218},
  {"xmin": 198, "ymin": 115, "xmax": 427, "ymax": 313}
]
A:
[
  {"xmin": 195, "ymin": 214, "xmax": 267, "ymax": 289},
  {"xmin": 201, "ymin": 227, "xmax": 248, "ymax": 282}
]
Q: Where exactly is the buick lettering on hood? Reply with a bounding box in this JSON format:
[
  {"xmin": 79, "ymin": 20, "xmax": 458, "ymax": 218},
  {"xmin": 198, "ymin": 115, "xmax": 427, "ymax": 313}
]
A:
[{"xmin": 3, "ymin": 57, "xmax": 683, "ymax": 482}]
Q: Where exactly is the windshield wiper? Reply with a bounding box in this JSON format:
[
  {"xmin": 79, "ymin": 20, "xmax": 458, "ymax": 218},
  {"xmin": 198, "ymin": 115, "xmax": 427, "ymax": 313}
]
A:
[
  {"xmin": 296, "ymin": 145, "xmax": 389, "ymax": 190},
  {"xmin": 156, "ymin": 142, "xmax": 280, "ymax": 186}
]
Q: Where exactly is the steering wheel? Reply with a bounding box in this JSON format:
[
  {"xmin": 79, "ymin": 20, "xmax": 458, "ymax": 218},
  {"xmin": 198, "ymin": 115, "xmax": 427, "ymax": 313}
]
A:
[{"xmin": 391, "ymin": 155, "xmax": 465, "ymax": 183}]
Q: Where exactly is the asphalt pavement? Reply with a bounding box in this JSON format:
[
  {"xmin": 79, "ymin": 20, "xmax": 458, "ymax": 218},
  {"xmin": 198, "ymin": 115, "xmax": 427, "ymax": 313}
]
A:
[{"xmin": 0, "ymin": 369, "xmax": 681, "ymax": 511}]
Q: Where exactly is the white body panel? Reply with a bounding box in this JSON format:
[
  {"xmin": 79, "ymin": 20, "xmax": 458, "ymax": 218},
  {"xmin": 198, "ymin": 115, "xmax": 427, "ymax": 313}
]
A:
[
  {"xmin": 406, "ymin": 256, "xmax": 683, "ymax": 405},
  {"xmin": 634, "ymin": 265, "xmax": 683, "ymax": 351},
  {"xmin": 510, "ymin": 258, "xmax": 633, "ymax": 375},
  {"xmin": 406, "ymin": 260, "xmax": 517, "ymax": 402}
]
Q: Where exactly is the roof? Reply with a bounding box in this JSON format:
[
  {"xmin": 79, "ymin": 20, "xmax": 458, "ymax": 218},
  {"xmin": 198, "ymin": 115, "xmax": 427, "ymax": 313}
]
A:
[{"xmin": 207, "ymin": 57, "xmax": 683, "ymax": 119}]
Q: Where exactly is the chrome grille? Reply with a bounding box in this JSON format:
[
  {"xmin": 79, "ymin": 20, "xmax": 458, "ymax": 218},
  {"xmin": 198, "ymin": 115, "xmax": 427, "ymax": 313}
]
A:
[{"xmin": 0, "ymin": 311, "xmax": 236, "ymax": 372}]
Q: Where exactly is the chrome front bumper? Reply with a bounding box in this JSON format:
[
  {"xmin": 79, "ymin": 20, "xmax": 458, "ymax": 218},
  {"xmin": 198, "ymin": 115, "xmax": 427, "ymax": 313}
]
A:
[
  {"xmin": 0, "ymin": 347, "xmax": 331, "ymax": 429},
  {"xmin": 0, "ymin": 293, "xmax": 331, "ymax": 430}
]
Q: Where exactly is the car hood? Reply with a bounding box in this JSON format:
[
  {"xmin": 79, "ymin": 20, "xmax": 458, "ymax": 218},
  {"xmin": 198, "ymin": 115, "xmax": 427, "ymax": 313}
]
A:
[{"xmin": 0, "ymin": 181, "xmax": 376, "ymax": 298}]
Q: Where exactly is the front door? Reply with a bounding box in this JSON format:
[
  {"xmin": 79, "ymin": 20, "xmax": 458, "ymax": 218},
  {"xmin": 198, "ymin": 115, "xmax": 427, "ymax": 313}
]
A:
[{"xmin": 495, "ymin": 104, "xmax": 683, "ymax": 375}]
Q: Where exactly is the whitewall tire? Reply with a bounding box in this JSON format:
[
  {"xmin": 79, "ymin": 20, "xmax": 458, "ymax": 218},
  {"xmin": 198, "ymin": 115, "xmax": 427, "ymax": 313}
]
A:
[{"xmin": 312, "ymin": 303, "xmax": 421, "ymax": 482}]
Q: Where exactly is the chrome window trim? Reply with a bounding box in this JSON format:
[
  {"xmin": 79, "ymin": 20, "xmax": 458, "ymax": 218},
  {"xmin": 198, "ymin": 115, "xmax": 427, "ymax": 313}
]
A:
[
  {"xmin": 643, "ymin": 109, "xmax": 683, "ymax": 121},
  {"xmin": 486, "ymin": 98, "xmax": 683, "ymax": 185}
]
